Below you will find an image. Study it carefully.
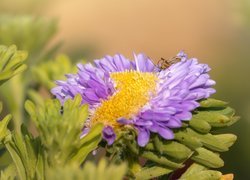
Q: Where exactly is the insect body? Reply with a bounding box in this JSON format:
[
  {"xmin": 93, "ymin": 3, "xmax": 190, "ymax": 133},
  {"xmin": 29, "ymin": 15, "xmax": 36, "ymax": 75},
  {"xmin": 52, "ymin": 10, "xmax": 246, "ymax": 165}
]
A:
[{"xmin": 157, "ymin": 56, "xmax": 181, "ymax": 71}]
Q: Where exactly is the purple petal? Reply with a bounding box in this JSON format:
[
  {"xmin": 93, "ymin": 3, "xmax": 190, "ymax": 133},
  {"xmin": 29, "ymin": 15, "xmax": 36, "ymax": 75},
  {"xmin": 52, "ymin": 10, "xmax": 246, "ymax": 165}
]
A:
[
  {"xmin": 134, "ymin": 119, "xmax": 153, "ymax": 127},
  {"xmin": 166, "ymin": 119, "xmax": 182, "ymax": 128},
  {"xmin": 177, "ymin": 50, "xmax": 187, "ymax": 59},
  {"xmin": 102, "ymin": 126, "xmax": 116, "ymax": 145},
  {"xmin": 205, "ymin": 79, "xmax": 216, "ymax": 87},
  {"xmin": 134, "ymin": 53, "xmax": 155, "ymax": 72},
  {"xmin": 141, "ymin": 110, "xmax": 171, "ymax": 121},
  {"xmin": 175, "ymin": 111, "xmax": 192, "ymax": 120},
  {"xmin": 137, "ymin": 128, "xmax": 150, "ymax": 147},
  {"xmin": 117, "ymin": 118, "xmax": 133, "ymax": 125},
  {"xmin": 81, "ymin": 127, "xmax": 90, "ymax": 138},
  {"xmin": 158, "ymin": 126, "xmax": 174, "ymax": 140},
  {"xmin": 113, "ymin": 54, "xmax": 131, "ymax": 71}
]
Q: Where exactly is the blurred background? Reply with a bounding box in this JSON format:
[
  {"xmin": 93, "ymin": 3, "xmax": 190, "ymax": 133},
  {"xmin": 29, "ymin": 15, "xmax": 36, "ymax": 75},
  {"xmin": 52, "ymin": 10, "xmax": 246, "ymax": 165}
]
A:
[{"xmin": 0, "ymin": 0, "xmax": 249, "ymax": 179}]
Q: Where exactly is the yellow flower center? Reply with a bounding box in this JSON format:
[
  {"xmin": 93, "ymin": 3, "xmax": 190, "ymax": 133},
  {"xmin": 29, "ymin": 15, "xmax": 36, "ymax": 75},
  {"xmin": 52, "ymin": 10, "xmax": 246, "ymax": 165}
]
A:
[{"xmin": 90, "ymin": 71, "xmax": 157, "ymax": 128}]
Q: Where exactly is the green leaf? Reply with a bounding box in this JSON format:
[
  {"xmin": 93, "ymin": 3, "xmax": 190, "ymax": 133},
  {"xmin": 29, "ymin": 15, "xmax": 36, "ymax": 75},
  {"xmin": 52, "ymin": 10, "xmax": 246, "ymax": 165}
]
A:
[
  {"xmin": 180, "ymin": 170, "xmax": 222, "ymax": 180},
  {"xmin": 152, "ymin": 134, "xmax": 163, "ymax": 154},
  {"xmin": 31, "ymin": 54, "xmax": 76, "ymax": 89},
  {"xmin": 8, "ymin": 129, "xmax": 44, "ymax": 179},
  {"xmin": 145, "ymin": 141, "xmax": 192, "ymax": 160},
  {"xmin": 46, "ymin": 159, "xmax": 127, "ymax": 180},
  {"xmin": 216, "ymin": 107, "xmax": 235, "ymax": 116},
  {"xmin": 0, "ymin": 164, "xmax": 17, "ymax": 180},
  {"xmin": 0, "ymin": 114, "xmax": 12, "ymax": 142},
  {"xmin": 141, "ymin": 151, "xmax": 183, "ymax": 169},
  {"xmin": 199, "ymin": 98, "xmax": 228, "ymax": 108},
  {"xmin": 27, "ymin": 90, "xmax": 45, "ymax": 108},
  {"xmin": 213, "ymin": 134, "xmax": 237, "ymax": 149},
  {"xmin": 186, "ymin": 128, "xmax": 230, "ymax": 152},
  {"xmin": 135, "ymin": 165, "xmax": 172, "ymax": 180},
  {"xmin": 126, "ymin": 139, "xmax": 140, "ymax": 155},
  {"xmin": 189, "ymin": 118, "xmax": 211, "ymax": 133},
  {"xmin": 174, "ymin": 129, "xmax": 203, "ymax": 149},
  {"xmin": 0, "ymin": 45, "xmax": 27, "ymax": 85},
  {"xmin": 0, "ymin": 15, "xmax": 58, "ymax": 65},
  {"xmin": 25, "ymin": 95, "xmax": 100, "ymax": 166},
  {"xmin": 35, "ymin": 146, "xmax": 46, "ymax": 180},
  {"xmin": 22, "ymin": 127, "xmax": 39, "ymax": 178},
  {"xmin": 69, "ymin": 123, "xmax": 103, "ymax": 165},
  {"xmin": 180, "ymin": 163, "xmax": 223, "ymax": 180},
  {"xmin": 179, "ymin": 163, "xmax": 208, "ymax": 178},
  {"xmin": 2, "ymin": 121, "xmax": 45, "ymax": 180},
  {"xmin": 0, "ymin": 103, "xmax": 12, "ymax": 142},
  {"xmin": 192, "ymin": 111, "xmax": 231, "ymax": 128},
  {"xmin": 24, "ymin": 100, "xmax": 37, "ymax": 122},
  {"xmin": 5, "ymin": 142, "xmax": 27, "ymax": 180},
  {"xmin": 191, "ymin": 147, "xmax": 224, "ymax": 168}
]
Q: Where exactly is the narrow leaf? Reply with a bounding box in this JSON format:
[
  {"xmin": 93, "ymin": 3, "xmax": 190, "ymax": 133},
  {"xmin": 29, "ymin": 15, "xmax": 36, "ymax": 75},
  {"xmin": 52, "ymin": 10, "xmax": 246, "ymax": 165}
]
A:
[{"xmin": 135, "ymin": 166, "xmax": 172, "ymax": 180}]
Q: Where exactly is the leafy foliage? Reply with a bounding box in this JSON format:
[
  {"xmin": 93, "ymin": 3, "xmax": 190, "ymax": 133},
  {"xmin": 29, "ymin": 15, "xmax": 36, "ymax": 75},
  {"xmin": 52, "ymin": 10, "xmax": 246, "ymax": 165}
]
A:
[
  {"xmin": 25, "ymin": 95, "xmax": 103, "ymax": 167},
  {"xmin": 31, "ymin": 55, "xmax": 76, "ymax": 89},
  {"xmin": 0, "ymin": 103, "xmax": 46, "ymax": 180},
  {"xmin": 0, "ymin": 15, "xmax": 58, "ymax": 65},
  {"xmin": 179, "ymin": 163, "xmax": 222, "ymax": 180},
  {"xmin": 47, "ymin": 159, "xmax": 127, "ymax": 180},
  {"xmin": 0, "ymin": 164, "xmax": 16, "ymax": 180},
  {"xmin": 0, "ymin": 96, "xmax": 105, "ymax": 179},
  {"xmin": 105, "ymin": 98, "xmax": 238, "ymax": 179},
  {"xmin": 0, "ymin": 44, "xmax": 27, "ymax": 179},
  {"xmin": 0, "ymin": 45, "xmax": 27, "ymax": 85},
  {"xmin": 4, "ymin": 126, "xmax": 45, "ymax": 180},
  {"xmin": 0, "ymin": 15, "xmax": 60, "ymax": 131}
]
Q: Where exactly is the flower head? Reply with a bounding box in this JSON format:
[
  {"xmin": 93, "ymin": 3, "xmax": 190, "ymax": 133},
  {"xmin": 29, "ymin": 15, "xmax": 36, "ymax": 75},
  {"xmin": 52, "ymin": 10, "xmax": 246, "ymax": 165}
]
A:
[{"xmin": 52, "ymin": 52, "xmax": 215, "ymax": 146}]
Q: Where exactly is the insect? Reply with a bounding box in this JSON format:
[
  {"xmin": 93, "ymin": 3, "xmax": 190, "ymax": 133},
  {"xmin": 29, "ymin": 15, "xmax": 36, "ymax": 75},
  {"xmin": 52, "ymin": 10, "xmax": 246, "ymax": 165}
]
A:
[{"xmin": 157, "ymin": 56, "xmax": 181, "ymax": 71}]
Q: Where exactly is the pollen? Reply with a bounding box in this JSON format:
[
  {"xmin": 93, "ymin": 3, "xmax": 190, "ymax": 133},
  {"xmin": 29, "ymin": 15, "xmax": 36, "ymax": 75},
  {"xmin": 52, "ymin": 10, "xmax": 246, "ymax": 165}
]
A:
[{"xmin": 90, "ymin": 71, "xmax": 157, "ymax": 128}]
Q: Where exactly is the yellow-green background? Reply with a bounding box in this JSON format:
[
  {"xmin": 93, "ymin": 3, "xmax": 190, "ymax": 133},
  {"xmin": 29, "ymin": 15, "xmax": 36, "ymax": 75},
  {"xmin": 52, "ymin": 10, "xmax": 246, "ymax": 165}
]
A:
[{"xmin": 0, "ymin": 0, "xmax": 249, "ymax": 179}]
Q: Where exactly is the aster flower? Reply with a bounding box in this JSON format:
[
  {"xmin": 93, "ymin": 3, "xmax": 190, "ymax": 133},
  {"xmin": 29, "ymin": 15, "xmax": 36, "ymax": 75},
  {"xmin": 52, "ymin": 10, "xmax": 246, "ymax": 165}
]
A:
[{"xmin": 51, "ymin": 51, "xmax": 215, "ymax": 147}]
